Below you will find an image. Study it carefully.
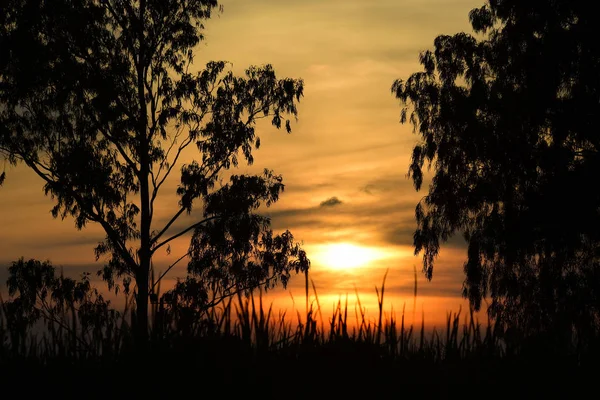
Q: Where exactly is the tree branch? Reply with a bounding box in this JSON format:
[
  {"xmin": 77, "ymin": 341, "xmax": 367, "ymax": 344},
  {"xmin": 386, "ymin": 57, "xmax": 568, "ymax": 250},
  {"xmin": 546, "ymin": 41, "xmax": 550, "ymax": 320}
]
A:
[
  {"xmin": 150, "ymin": 250, "xmax": 191, "ymax": 292},
  {"xmin": 85, "ymin": 105, "xmax": 140, "ymax": 176},
  {"xmin": 151, "ymin": 206, "xmax": 186, "ymax": 247},
  {"xmin": 151, "ymin": 127, "xmax": 193, "ymax": 200},
  {"xmin": 103, "ymin": 1, "xmax": 138, "ymax": 59},
  {"xmin": 151, "ymin": 215, "xmax": 219, "ymax": 255},
  {"xmin": 203, "ymin": 276, "xmax": 277, "ymax": 311},
  {"xmin": 22, "ymin": 153, "xmax": 139, "ymax": 271}
]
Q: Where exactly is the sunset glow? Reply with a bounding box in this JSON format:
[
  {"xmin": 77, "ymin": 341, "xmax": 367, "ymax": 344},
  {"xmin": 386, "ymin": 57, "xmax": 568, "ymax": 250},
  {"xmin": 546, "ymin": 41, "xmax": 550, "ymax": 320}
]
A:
[
  {"xmin": 0, "ymin": 0, "xmax": 483, "ymax": 318},
  {"xmin": 315, "ymin": 243, "xmax": 383, "ymax": 270}
]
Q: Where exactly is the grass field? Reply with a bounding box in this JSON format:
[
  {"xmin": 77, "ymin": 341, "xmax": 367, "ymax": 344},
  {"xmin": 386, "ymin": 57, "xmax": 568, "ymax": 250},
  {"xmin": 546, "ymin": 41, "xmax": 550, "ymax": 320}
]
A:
[{"xmin": 0, "ymin": 270, "xmax": 594, "ymax": 397}]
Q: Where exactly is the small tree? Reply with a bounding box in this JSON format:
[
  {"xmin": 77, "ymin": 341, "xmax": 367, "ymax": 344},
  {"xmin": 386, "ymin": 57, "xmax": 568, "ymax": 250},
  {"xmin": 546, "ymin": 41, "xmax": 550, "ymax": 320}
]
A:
[
  {"xmin": 0, "ymin": 0, "xmax": 309, "ymax": 343},
  {"xmin": 393, "ymin": 0, "xmax": 600, "ymax": 347},
  {"xmin": 2, "ymin": 258, "xmax": 122, "ymax": 357}
]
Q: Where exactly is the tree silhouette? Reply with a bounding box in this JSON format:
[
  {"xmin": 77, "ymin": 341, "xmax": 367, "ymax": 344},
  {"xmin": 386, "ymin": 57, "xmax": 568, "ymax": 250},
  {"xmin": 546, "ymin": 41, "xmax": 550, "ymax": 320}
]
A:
[
  {"xmin": 3, "ymin": 258, "xmax": 121, "ymax": 356},
  {"xmin": 0, "ymin": 0, "xmax": 309, "ymax": 344},
  {"xmin": 393, "ymin": 0, "xmax": 600, "ymax": 347}
]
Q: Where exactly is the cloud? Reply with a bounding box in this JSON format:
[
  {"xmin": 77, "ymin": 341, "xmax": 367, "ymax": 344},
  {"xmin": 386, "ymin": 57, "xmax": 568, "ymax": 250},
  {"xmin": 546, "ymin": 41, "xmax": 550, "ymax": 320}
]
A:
[
  {"xmin": 382, "ymin": 225, "xmax": 468, "ymax": 249},
  {"xmin": 361, "ymin": 184, "xmax": 376, "ymax": 195},
  {"xmin": 0, "ymin": 261, "xmax": 104, "ymax": 285},
  {"xmin": 319, "ymin": 197, "xmax": 343, "ymax": 207},
  {"xmin": 360, "ymin": 175, "xmax": 416, "ymax": 195}
]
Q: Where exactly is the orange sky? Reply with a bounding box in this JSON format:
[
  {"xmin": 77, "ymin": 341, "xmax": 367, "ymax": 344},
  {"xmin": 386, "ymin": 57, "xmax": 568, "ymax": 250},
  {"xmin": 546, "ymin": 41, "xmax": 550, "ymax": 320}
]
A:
[{"xmin": 0, "ymin": 0, "xmax": 485, "ymax": 327}]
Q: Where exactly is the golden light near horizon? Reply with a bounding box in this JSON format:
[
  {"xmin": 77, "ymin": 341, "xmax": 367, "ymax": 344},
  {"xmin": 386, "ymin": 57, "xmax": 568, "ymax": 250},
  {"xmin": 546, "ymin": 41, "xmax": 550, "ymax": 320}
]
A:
[
  {"xmin": 0, "ymin": 0, "xmax": 482, "ymax": 319},
  {"xmin": 315, "ymin": 243, "xmax": 384, "ymax": 270}
]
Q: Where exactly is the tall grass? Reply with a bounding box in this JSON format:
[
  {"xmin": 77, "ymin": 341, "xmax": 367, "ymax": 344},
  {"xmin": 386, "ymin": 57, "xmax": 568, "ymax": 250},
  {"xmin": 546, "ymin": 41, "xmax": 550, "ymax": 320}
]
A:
[
  {"xmin": 2, "ymin": 268, "xmax": 595, "ymax": 400},
  {"xmin": 0, "ymin": 270, "xmax": 505, "ymax": 366},
  {"xmin": 3, "ymin": 271, "xmax": 595, "ymax": 398}
]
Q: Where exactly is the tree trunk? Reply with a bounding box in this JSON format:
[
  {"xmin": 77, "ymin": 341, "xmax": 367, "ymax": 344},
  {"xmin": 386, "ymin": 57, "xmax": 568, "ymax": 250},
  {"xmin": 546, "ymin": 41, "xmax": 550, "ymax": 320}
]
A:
[
  {"xmin": 135, "ymin": 0, "xmax": 150, "ymax": 348},
  {"xmin": 136, "ymin": 144, "xmax": 151, "ymax": 346},
  {"xmin": 135, "ymin": 261, "xmax": 149, "ymax": 345}
]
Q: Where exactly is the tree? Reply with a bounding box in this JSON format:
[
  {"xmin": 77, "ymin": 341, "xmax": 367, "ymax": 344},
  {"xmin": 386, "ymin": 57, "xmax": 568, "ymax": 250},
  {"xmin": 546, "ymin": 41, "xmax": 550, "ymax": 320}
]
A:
[
  {"xmin": 0, "ymin": 0, "xmax": 309, "ymax": 344},
  {"xmin": 392, "ymin": 0, "xmax": 600, "ymax": 347},
  {"xmin": 3, "ymin": 258, "xmax": 120, "ymax": 356}
]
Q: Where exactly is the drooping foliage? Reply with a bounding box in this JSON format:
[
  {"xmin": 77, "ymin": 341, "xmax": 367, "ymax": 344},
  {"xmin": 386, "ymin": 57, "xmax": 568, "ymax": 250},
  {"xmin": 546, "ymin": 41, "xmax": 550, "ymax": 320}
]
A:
[{"xmin": 393, "ymin": 0, "xmax": 600, "ymax": 345}]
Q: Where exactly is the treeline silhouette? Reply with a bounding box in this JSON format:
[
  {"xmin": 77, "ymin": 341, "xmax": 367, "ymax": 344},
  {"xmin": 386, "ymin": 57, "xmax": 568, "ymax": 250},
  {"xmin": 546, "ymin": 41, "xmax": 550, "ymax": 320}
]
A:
[
  {"xmin": 0, "ymin": 260, "xmax": 590, "ymax": 396},
  {"xmin": 1, "ymin": 0, "xmax": 600, "ymax": 394}
]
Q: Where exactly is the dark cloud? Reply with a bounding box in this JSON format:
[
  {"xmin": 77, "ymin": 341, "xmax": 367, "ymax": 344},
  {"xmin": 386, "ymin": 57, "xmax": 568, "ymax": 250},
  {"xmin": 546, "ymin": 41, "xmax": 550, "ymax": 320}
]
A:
[
  {"xmin": 382, "ymin": 225, "xmax": 468, "ymax": 250},
  {"xmin": 284, "ymin": 181, "xmax": 336, "ymax": 193},
  {"xmin": 360, "ymin": 175, "xmax": 415, "ymax": 195},
  {"xmin": 15, "ymin": 233, "xmax": 104, "ymax": 252},
  {"xmin": 361, "ymin": 184, "xmax": 376, "ymax": 195},
  {"xmin": 263, "ymin": 192, "xmax": 424, "ymax": 244},
  {"xmin": 383, "ymin": 225, "xmax": 417, "ymax": 247},
  {"xmin": 319, "ymin": 197, "xmax": 343, "ymax": 207},
  {"xmin": 266, "ymin": 200, "xmax": 416, "ymax": 232}
]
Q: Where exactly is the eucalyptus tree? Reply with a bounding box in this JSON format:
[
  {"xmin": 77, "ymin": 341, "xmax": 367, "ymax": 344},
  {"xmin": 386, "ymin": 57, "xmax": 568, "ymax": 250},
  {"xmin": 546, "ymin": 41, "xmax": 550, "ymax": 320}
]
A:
[
  {"xmin": 393, "ymin": 0, "xmax": 600, "ymax": 345},
  {"xmin": 0, "ymin": 0, "xmax": 309, "ymax": 343}
]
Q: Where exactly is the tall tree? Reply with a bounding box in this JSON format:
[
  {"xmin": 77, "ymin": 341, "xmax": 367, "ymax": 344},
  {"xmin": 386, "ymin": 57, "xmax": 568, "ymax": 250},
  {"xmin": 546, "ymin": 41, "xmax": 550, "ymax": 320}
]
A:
[
  {"xmin": 0, "ymin": 0, "xmax": 309, "ymax": 343},
  {"xmin": 393, "ymin": 0, "xmax": 600, "ymax": 346}
]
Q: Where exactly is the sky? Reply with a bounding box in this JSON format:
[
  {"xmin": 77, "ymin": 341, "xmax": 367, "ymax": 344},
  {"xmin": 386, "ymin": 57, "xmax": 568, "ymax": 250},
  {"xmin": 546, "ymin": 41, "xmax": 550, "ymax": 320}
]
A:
[{"xmin": 0, "ymin": 0, "xmax": 485, "ymax": 327}]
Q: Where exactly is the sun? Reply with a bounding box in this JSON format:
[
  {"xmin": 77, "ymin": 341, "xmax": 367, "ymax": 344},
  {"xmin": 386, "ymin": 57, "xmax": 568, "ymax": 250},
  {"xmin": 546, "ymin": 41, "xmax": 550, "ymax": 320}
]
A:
[{"xmin": 317, "ymin": 243, "xmax": 382, "ymax": 270}]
